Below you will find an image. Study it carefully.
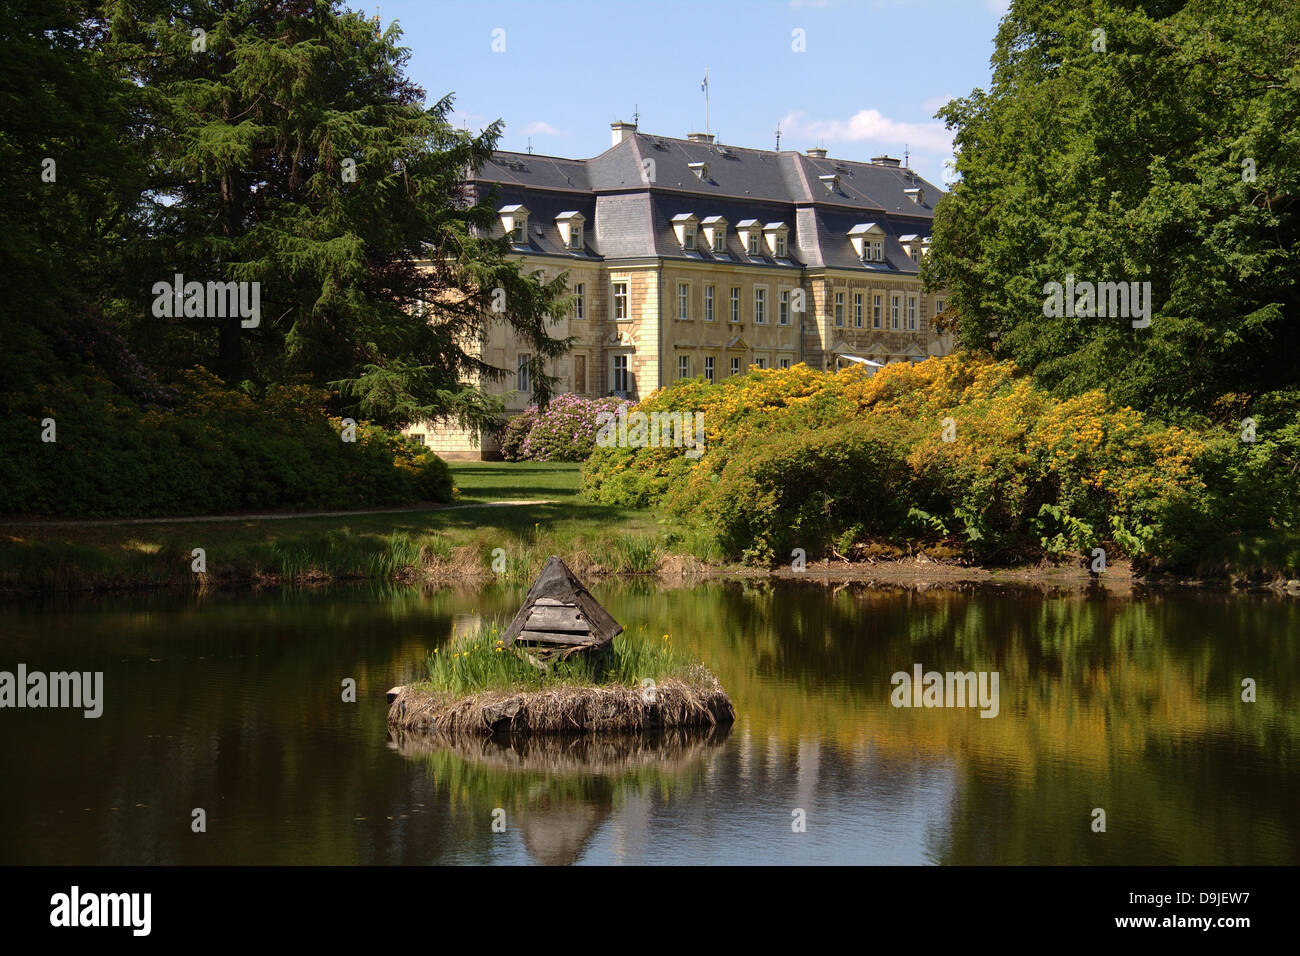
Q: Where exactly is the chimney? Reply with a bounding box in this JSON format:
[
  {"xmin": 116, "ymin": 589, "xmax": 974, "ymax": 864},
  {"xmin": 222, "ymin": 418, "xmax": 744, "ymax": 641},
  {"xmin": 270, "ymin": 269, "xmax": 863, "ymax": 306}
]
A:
[
  {"xmin": 871, "ymin": 155, "xmax": 901, "ymax": 167},
  {"xmin": 806, "ymin": 147, "xmax": 828, "ymax": 159},
  {"xmin": 610, "ymin": 120, "xmax": 637, "ymax": 147},
  {"xmin": 687, "ymin": 132, "xmax": 715, "ymax": 144}
]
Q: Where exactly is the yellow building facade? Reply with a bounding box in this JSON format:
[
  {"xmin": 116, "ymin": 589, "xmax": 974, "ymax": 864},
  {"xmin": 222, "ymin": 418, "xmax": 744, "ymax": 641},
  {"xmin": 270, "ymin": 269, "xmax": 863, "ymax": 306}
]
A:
[{"xmin": 408, "ymin": 125, "xmax": 951, "ymax": 459}]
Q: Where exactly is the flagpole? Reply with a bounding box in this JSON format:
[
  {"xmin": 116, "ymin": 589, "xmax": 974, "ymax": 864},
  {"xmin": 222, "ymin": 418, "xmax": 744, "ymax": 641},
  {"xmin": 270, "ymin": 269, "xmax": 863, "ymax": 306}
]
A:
[{"xmin": 705, "ymin": 68, "xmax": 710, "ymax": 136}]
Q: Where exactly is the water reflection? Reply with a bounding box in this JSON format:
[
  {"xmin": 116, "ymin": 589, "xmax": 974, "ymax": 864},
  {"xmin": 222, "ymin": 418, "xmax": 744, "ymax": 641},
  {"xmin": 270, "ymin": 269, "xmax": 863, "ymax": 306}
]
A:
[
  {"xmin": 389, "ymin": 727, "xmax": 731, "ymax": 865},
  {"xmin": 0, "ymin": 580, "xmax": 1295, "ymax": 864}
]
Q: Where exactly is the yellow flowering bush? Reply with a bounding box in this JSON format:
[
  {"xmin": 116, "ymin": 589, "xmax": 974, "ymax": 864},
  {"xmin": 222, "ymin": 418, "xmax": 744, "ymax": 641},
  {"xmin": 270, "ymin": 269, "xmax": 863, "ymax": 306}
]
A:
[{"xmin": 583, "ymin": 353, "xmax": 1223, "ymax": 566}]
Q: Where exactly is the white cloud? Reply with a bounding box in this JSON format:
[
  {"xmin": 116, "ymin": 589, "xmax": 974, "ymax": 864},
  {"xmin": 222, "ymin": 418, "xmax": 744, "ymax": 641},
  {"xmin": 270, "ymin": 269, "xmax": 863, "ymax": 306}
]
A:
[
  {"xmin": 780, "ymin": 109, "xmax": 952, "ymax": 155},
  {"xmin": 520, "ymin": 121, "xmax": 564, "ymax": 137},
  {"xmin": 780, "ymin": 109, "xmax": 957, "ymax": 188},
  {"xmin": 986, "ymin": 0, "xmax": 1011, "ymax": 15}
]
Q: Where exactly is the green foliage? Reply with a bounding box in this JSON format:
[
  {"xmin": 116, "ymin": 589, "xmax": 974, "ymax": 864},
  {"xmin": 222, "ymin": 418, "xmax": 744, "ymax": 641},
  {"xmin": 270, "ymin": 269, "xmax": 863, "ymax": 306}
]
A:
[
  {"xmin": 0, "ymin": 368, "xmax": 455, "ymax": 517},
  {"xmin": 923, "ymin": 0, "xmax": 1299, "ymax": 416},
  {"xmin": 423, "ymin": 623, "xmax": 696, "ymax": 696},
  {"xmin": 580, "ymin": 357, "xmax": 1296, "ymax": 571}
]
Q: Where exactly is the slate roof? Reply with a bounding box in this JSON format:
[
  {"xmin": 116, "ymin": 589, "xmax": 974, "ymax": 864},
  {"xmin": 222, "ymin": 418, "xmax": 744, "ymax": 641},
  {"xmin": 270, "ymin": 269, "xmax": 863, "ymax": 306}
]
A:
[{"xmin": 467, "ymin": 131, "xmax": 945, "ymax": 272}]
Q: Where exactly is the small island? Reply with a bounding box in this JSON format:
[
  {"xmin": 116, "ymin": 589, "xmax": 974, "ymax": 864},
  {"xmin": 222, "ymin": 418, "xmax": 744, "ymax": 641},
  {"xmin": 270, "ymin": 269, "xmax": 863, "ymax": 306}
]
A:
[{"xmin": 387, "ymin": 556, "xmax": 736, "ymax": 736}]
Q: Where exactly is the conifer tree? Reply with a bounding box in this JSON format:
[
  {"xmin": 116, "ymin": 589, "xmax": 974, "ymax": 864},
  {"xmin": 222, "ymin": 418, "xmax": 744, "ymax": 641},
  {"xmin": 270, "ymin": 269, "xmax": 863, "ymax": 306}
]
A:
[{"xmin": 107, "ymin": 0, "xmax": 568, "ymax": 428}]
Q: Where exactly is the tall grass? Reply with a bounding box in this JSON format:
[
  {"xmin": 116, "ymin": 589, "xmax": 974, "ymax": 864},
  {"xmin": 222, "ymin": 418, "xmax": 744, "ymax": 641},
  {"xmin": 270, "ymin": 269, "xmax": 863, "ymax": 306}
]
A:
[
  {"xmin": 423, "ymin": 622, "xmax": 697, "ymax": 696},
  {"xmin": 594, "ymin": 533, "xmax": 661, "ymax": 573},
  {"xmin": 270, "ymin": 530, "xmax": 453, "ymax": 580}
]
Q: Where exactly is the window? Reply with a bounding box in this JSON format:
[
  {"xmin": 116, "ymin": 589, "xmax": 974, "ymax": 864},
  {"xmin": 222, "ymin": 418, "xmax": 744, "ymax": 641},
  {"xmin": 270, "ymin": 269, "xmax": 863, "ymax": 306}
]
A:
[
  {"xmin": 873, "ymin": 294, "xmax": 882, "ymax": 329},
  {"xmin": 935, "ymin": 298, "xmax": 945, "ymax": 315},
  {"xmin": 730, "ymin": 287, "xmax": 740, "ymax": 323},
  {"xmin": 907, "ymin": 295, "xmax": 917, "ymax": 331},
  {"xmin": 775, "ymin": 235, "xmax": 787, "ymax": 257},
  {"xmin": 754, "ymin": 287, "xmax": 766, "ymax": 324},
  {"xmin": 612, "ymin": 354, "xmax": 629, "ymax": 394},
  {"xmin": 854, "ymin": 293, "xmax": 864, "ymax": 328},
  {"xmin": 512, "ymin": 221, "xmax": 526, "ymax": 244},
  {"xmin": 779, "ymin": 290, "xmax": 790, "ymax": 325},
  {"xmin": 731, "ymin": 357, "xmax": 741, "ymax": 376},
  {"xmin": 713, "ymin": 231, "xmax": 725, "ymax": 253},
  {"xmin": 613, "ymin": 282, "xmax": 629, "ymax": 320},
  {"xmin": 574, "ymin": 283, "xmax": 585, "ymax": 320},
  {"xmin": 704, "ymin": 285, "xmax": 715, "ymax": 321},
  {"xmin": 834, "ymin": 292, "xmax": 845, "ymax": 327},
  {"xmin": 747, "ymin": 233, "xmax": 760, "ymax": 256},
  {"xmin": 568, "ymin": 225, "xmax": 583, "ymax": 250},
  {"xmin": 755, "ymin": 356, "xmax": 768, "ymax": 370},
  {"xmin": 411, "ymin": 433, "xmax": 425, "ymax": 446},
  {"xmin": 517, "ymin": 354, "xmax": 531, "ymax": 393},
  {"xmin": 678, "ymin": 282, "xmax": 690, "ymax": 320},
  {"xmin": 779, "ymin": 357, "xmax": 792, "ymax": 369},
  {"xmin": 891, "ymin": 294, "xmax": 901, "ymax": 330},
  {"xmin": 704, "ymin": 356, "xmax": 715, "ymax": 382},
  {"xmin": 684, "ymin": 228, "xmax": 696, "ymax": 251},
  {"xmin": 871, "ymin": 239, "xmax": 883, "ymax": 261},
  {"xmin": 574, "ymin": 354, "xmax": 586, "ymax": 394},
  {"xmin": 678, "ymin": 355, "xmax": 690, "ymax": 380}
]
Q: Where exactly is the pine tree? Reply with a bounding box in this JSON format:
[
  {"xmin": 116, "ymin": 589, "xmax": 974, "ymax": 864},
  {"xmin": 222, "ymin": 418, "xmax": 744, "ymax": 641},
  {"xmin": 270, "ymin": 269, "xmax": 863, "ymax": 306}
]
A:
[{"xmin": 107, "ymin": 0, "xmax": 569, "ymax": 428}]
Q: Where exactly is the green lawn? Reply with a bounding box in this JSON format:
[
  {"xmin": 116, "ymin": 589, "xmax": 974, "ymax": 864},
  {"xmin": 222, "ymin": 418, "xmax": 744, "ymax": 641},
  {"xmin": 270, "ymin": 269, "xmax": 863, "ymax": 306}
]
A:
[
  {"xmin": 0, "ymin": 462, "xmax": 664, "ymax": 592},
  {"xmin": 450, "ymin": 461, "xmax": 583, "ymax": 503}
]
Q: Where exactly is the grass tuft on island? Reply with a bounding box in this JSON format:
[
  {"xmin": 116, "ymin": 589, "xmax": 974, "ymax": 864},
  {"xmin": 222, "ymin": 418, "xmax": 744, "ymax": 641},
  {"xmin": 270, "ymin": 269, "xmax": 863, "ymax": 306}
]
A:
[{"xmin": 387, "ymin": 625, "xmax": 736, "ymax": 736}]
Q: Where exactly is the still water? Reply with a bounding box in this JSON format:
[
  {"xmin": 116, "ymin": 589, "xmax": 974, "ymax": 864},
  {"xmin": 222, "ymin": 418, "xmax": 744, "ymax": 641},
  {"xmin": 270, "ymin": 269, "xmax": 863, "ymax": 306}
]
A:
[{"xmin": 0, "ymin": 580, "xmax": 1295, "ymax": 865}]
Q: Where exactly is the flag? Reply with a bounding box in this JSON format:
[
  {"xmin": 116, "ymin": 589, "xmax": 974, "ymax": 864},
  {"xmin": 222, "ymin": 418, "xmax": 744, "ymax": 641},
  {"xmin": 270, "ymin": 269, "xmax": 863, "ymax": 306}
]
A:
[{"xmin": 701, "ymin": 74, "xmax": 708, "ymax": 92}]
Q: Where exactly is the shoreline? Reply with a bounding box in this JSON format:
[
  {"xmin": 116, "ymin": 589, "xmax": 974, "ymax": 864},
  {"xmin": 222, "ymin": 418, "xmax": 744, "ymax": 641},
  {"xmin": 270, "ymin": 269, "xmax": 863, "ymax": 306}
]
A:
[
  {"xmin": 2, "ymin": 548, "xmax": 1297, "ymax": 598},
  {"xmin": 387, "ymin": 676, "xmax": 737, "ymax": 737}
]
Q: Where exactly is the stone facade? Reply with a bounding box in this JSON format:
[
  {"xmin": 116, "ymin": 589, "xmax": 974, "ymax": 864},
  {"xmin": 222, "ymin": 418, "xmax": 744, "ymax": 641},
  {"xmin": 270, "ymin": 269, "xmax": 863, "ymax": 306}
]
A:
[{"xmin": 406, "ymin": 126, "xmax": 951, "ymax": 459}]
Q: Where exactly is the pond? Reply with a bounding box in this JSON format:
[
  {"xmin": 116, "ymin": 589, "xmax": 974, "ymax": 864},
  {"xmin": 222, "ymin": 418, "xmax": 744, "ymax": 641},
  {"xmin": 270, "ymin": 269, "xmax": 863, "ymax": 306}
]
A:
[{"xmin": 0, "ymin": 580, "xmax": 1295, "ymax": 865}]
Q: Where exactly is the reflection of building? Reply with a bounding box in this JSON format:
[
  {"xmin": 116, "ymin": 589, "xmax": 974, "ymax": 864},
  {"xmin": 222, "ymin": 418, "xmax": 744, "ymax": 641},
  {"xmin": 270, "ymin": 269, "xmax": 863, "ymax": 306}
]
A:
[{"xmin": 409, "ymin": 122, "xmax": 951, "ymax": 458}]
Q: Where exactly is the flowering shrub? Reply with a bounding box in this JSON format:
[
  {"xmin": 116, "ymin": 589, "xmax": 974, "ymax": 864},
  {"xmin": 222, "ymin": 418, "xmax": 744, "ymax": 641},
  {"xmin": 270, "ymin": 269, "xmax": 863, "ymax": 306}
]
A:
[
  {"xmin": 500, "ymin": 394, "xmax": 632, "ymax": 462},
  {"xmin": 581, "ymin": 355, "xmax": 1283, "ymax": 569}
]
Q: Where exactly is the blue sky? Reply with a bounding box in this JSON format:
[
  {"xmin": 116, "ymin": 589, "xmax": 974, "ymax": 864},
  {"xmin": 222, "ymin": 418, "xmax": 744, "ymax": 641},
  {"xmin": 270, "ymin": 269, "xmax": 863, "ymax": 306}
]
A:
[{"xmin": 359, "ymin": 0, "xmax": 1010, "ymax": 188}]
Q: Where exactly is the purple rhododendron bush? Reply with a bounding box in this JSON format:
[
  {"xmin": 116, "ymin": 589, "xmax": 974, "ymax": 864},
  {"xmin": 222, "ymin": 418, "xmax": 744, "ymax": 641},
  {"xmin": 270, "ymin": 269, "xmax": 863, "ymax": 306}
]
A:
[{"xmin": 499, "ymin": 394, "xmax": 632, "ymax": 462}]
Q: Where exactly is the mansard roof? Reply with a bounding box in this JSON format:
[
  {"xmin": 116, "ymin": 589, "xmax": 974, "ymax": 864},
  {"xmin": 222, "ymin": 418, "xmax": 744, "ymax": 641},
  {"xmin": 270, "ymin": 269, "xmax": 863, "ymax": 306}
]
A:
[{"xmin": 466, "ymin": 130, "xmax": 945, "ymax": 271}]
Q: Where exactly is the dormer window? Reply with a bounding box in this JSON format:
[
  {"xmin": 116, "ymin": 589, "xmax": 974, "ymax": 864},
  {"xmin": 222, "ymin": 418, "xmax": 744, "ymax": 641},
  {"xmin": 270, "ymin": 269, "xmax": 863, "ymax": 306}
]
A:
[
  {"xmin": 689, "ymin": 161, "xmax": 709, "ymax": 181},
  {"xmin": 555, "ymin": 211, "xmax": 585, "ymax": 251},
  {"xmin": 848, "ymin": 222, "xmax": 886, "ymax": 262},
  {"xmin": 701, "ymin": 215, "xmax": 728, "ymax": 254},
  {"xmin": 819, "ymin": 174, "xmax": 838, "ymax": 194},
  {"xmin": 671, "ymin": 213, "xmax": 699, "ymax": 251},
  {"xmin": 500, "ymin": 204, "xmax": 530, "ymax": 246},
  {"xmin": 764, "ymin": 222, "xmax": 789, "ymax": 258},
  {"xmin": 904, "ymin": 187, "xmax": 924, "ymax": 205},
  {"xmin": 899, "ymin": 234, "xmax": 920, "ymax": 260},
  {"xmin": 737, "ymin": 220, "xmax": 762, "ymax": 258}
]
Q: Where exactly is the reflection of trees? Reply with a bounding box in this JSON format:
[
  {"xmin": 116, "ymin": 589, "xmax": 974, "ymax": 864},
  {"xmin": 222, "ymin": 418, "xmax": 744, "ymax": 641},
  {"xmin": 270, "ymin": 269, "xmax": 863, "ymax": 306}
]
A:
[{"xmin": 2, "ymin": 580, "xmax": 1295, "ymax": 865}]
